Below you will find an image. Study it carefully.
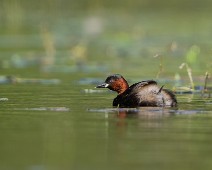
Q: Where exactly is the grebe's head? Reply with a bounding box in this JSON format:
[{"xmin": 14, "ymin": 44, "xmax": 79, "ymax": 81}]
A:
[{"xmin": 96, "ymin": 74, "xmax": 129, "ymax": 94}]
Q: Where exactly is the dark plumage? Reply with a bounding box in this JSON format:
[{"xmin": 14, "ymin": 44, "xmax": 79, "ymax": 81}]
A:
[{"xmin": 96, "ymin": 74, "xmax": 177, "ymax": 108}]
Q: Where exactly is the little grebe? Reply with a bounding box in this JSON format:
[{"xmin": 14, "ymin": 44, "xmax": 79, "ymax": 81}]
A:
[{"xmin": 96, "ymin": 74, "xmax": 177, "ymax": 107}]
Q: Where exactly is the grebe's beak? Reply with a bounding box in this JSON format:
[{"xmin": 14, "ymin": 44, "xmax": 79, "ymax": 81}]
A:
[{"xmin": 95, "ymin": 83, "xmax": 109, "ymax": 88}]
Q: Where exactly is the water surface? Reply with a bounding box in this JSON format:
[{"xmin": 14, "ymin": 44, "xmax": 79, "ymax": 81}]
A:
[{"xmin": 0, "ymin": 79, "xmax": 212, "ymax": 170}]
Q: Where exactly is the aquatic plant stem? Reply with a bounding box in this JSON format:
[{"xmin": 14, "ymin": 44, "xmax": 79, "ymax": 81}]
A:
[
  {"xmin": 179, "ymin": 63, "xmax": 194, "ymax": 90},
  {"xmin": 202, "ymin": 72, "xmax": 210, "ymax": 98},
  {"xmin": 204, "ymin": 72, "xmax": 209, "ymax": 91}
]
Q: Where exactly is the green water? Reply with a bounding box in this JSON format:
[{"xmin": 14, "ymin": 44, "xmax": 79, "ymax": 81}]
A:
[
  {"xmin": 1, "ymin": 0, "xmax": 212, "ymax": 170},
  {"xmin": 0, "ymin": 77, "xmax": 212, "ymax": 170}
]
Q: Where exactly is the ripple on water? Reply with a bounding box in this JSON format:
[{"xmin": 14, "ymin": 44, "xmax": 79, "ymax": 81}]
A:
[
  {"xmin": 88, "ymin": 107, "xmax": 211, "ymax": 118},
  {"xmin": 0, "ymin": 98, "xmax": 9, "ymax": 101},
  {"xmin": 15, "ymin": 107, "xmax": 70, "ymax": 112}
]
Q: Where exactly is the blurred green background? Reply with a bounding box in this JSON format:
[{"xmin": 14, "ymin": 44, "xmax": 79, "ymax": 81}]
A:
[{"xmin": 0, "ymin": 0, "xmax": 212, "ymax": 80}]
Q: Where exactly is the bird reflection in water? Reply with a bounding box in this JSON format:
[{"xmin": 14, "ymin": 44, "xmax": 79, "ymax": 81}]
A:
[
  {"xmin": 115, "ymin": 107, "xmax": 177, "ymax": 129},
  {"xmin": 116, "ymin": 107, "xmax": 176, "ymax": 119}
]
